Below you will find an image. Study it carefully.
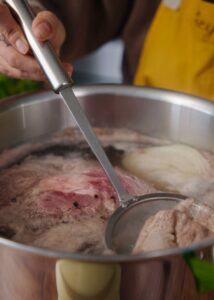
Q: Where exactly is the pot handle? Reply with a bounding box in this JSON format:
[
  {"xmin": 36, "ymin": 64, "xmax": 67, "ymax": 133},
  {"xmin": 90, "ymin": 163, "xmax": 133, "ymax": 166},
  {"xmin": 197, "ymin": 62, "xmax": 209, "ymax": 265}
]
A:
[
  {"xmin": 184, "ymin": 252, "xmax": 214, "ymax": 293},
  {"xmin": 3, "ymin": 0, "xmax": 73, "ymax": 92},
  {"xmin": 55, "ymin": 260, "xmax": 121, "ymax": 300}
]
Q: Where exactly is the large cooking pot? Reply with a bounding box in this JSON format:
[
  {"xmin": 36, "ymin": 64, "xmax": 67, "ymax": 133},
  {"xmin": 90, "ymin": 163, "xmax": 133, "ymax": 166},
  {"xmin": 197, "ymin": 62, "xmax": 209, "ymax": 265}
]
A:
[{"xmin": 1, "ymin": 85, "xmax": 214, "ymax": 300}]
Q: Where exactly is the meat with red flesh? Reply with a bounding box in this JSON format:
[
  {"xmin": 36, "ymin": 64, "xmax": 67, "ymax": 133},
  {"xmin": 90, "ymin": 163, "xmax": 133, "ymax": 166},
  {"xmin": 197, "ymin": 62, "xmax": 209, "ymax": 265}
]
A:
[
  {"xmin": 0, "ymin": 146, "xmax": 156, "ymax": 253},
  {"xmin": 23, "ymin": 160, "xmax": 156, "ymax": 219}
]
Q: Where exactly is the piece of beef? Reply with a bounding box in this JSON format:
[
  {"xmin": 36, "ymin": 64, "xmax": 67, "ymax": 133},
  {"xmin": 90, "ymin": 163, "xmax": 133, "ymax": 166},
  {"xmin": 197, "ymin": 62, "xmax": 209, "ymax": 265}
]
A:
[
  {"xmin": 32, "ymin": 216, "xmax": 107, "ymax": 254},
  {"xmin": 133, "ymin": 199, "xmax": 214, "ymax": 253},
  {"xmin": 175, "ymin": 210, "xmax": 210, "ymax": 246},
  {"xmin": 0, "ymin": 157, "xmax": 61, "ymax": 206},
  {"xmin": 0, "ymin": 146, "xmax": 155, "ymax": 253},
  {"xmin": 133, "ymin": 209, "xmax": 177, "ymax": 253},
  {"xmin": 22, "ymin": 159, "xmax": 155, "ymax": 219}
]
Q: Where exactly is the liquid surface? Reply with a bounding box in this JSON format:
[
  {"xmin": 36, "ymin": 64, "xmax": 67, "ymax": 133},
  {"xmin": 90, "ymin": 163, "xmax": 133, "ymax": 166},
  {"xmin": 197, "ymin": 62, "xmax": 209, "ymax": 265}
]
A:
[{"xmin": 0, "ymin": 127, "xmax": 214, "ymax": 254}]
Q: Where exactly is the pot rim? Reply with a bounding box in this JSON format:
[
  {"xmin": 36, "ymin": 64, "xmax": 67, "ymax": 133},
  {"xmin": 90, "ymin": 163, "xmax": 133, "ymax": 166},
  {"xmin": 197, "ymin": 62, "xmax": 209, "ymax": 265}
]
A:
[{"xmin": 0, "ymin": 84, "xmax": 214, "ymax": 262}]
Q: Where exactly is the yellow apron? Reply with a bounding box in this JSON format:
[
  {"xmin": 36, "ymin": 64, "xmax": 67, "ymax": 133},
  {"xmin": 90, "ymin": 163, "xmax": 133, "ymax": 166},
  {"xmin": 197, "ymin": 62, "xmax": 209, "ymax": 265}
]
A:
[{"xmin": 134, "ymin": 0, "xmax": 214, "ymax": 101}]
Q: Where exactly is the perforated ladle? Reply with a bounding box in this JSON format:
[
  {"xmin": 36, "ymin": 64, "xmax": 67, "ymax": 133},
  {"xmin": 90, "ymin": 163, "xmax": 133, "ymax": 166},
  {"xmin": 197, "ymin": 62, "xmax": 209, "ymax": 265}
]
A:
[{"xmin": 4, "ymin": 0, "xmax": 186, "ymax": 253}]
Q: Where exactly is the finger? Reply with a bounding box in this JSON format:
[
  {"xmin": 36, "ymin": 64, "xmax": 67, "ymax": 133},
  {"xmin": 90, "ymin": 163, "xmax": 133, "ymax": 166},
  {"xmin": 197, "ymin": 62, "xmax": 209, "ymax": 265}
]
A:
[
  {"xmin": 32, "ymin": 11, "xmax": 65, "ymax": 49},
  {"xmin": 0, "ymin": 57, "xmax": 45, "ymax": 81},
  {"xmin": 0, "ymin": 61, "xmax": 45, "ymax": 81},
  {"xmin": 63, "ymin": 63, "xmax": 73, "ymax": 77},
  {"xmin": 0, "ymin": 42, "xmax": 40, "ymax": 74},
  {"xmin": 0, "ymin": 42, "xmax": 44, "ymax": 80},
  {"xmin": 0, "ymin": 42, "xmax": 72, "ymax": 78},
  {"xmin": 0, "ymin": 43, "xmax": 71, "ymax": 81},
  {"xmin": 0, "ymin": 4, "xmax": 29, "ymax": 54}
]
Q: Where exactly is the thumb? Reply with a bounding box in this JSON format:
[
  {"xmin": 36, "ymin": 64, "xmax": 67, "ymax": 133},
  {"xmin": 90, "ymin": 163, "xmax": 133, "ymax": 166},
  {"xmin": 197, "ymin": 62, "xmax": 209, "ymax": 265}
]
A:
[{"xmin": 32, "ymin": 11, "xmax": 65, "ymax": 52}]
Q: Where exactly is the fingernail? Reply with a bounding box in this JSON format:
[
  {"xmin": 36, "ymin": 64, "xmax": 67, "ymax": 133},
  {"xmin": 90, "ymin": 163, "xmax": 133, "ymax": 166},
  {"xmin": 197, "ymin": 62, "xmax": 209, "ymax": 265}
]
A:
[
  {"xmin": 34, "ymin": 22, "xmax": 51, "ymax": 39},
  {"xmin": 15, "ymin": 39, "xmax": 28, "ymax": 54},
  {"xmin": 66, "ymin": 67, "xmax": 72, "ymax": 76},
  {"xmin": 64, "ymin": 64, "xmax": 73, "ymax": 76}
]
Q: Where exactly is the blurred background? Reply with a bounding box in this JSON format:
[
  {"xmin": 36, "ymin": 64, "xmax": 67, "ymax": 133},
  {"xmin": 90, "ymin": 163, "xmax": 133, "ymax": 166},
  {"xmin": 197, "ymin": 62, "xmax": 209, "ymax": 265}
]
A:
[
  {"xmin": 73, "ymin": 39, "xmax": 123, "ymax": 84},
  {"xmin": 0, "ymin": 39, "xmax": 123, "ymax": 99}
]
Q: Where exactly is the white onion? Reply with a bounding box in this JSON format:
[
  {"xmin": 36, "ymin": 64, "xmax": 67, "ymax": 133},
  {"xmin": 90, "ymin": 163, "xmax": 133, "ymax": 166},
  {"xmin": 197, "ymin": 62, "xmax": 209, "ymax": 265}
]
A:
[{"xmin": 122, "ymin": 144, "xmax": 211, "ymax": 193}]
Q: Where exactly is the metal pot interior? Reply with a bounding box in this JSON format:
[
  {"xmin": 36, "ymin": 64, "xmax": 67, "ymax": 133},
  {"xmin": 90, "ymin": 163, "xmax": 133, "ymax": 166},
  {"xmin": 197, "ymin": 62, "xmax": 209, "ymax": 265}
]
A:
[{"xmin": 0, "ymin": 84, "xmax": 214, "ymax": 262}]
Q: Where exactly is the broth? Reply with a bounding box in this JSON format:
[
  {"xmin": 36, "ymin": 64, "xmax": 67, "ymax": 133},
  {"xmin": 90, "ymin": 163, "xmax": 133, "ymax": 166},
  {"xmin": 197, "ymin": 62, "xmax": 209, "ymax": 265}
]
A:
[{"xmin": 0, "ymin": 127, "xmax": 214, "ymax": 254}]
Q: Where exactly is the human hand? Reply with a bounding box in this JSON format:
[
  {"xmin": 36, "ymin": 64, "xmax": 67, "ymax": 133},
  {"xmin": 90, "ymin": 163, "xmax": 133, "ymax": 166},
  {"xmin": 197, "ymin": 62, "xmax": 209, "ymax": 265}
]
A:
[{"xmin": 0, "ymin": 3, "xmax": 72, "ymax": 81}]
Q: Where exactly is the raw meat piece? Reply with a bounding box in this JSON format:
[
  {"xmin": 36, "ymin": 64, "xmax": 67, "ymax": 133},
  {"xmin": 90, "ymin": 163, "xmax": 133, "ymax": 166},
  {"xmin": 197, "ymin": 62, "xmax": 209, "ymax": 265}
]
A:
[
  {"xmin": 32, "ymin": 217, "xmax": 107, "ymax": 254},
  {"xmin": 133, "ymin": 199, "xmax": 214, "ymax": 253},
  {"xmin": 133, "ymin": 209, "xmax": 176, "ymax": 252},
  {"xmin": 0, "ymin": 140, "xmax": 155, "ymax": 253},
  {"xmin": 22, "ymin": 159, "xmax": 155, "ymax": 219},
  {"xmin": 175, "ymin": 210, "xmax": 210, "ymax": 246}
]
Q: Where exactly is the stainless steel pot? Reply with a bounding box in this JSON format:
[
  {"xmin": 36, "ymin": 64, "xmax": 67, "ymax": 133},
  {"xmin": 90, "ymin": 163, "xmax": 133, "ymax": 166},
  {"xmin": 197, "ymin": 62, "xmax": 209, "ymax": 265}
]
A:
[{"xmin": 1, "ymin": 85, "xmax": 214, "ymax": 300}]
